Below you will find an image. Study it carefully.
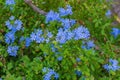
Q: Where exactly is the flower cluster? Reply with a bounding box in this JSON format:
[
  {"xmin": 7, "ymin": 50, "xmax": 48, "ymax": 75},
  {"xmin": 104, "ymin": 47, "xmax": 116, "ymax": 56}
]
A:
[
  {"xmin": 73, "ymin": 26, "xmax": 90, "ymax": 40},
  {"xmin": 5, "ymin": 16, "xmax": 22, "ymax": 31},
  {"xmin": 111, "ymin": 28, "xmax": 120, "ymax": 38},
  {"xmin": 103, "ymin": 59, "xmax": 120, "ymax": 71},
  {"xmin": 59, "ymin": 5, "xmax": 73, "ymax": 16},
  {"xmin": 46, "ymin": 5, "xmax": 90, "ymax": 44},
  {"xmin": 7, "ymin": 46, "xmax": 19, "ymax": 57},
  {"xmin": 30, "ymin": 29, "xmax": 53, "ymax": 44},
  {"xmin": 6, "ymin": 0, "xmax": 15, "ymax": 5},
  {"xmin": 46, "ymin": 5, "xmax": 73, "ymax": 23},
  {"xmin": 81, "ymin": 40, "xmax": 95, "ymax": 49},
  {"xmin": 5, "ymin": 0, "xmax": 15, "ymax": 10},
  {"xmin": 42, "ymin": 68, "xmax": 59, "ymax": 80},
  {"xmin": 5, "ymin": 16, "xmax": 23, "ymax": 56}
]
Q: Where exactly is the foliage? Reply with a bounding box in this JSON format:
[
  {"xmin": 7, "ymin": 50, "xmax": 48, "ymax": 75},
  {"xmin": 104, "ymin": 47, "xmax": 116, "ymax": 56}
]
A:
[{"xmin": 0, "ymin": 0, "xmax": 120, "ymax": 80}]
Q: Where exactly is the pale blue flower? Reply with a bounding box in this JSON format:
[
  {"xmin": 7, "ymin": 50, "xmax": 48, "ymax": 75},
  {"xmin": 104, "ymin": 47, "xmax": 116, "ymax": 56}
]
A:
[
  {"xmin": 73, "ymin": 26, "xmax": 90, "ymax": 40},
  {"xmin": 7, "ymin": 45, "xmax": 19, "ymax": 57}
]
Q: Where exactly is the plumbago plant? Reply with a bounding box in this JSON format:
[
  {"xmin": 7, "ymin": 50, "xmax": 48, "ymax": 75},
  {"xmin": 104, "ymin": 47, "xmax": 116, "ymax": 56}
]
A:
[{"xmin": 0, "ymin": 0, "xmax": 120, "ymax": 80}]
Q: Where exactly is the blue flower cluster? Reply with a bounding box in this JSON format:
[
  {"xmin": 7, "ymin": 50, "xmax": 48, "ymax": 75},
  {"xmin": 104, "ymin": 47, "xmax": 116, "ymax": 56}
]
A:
[
  {"xmin": 73, "ymin": 26, "xmax": 90, "ymax": 40},
  {"xmin": 46, "ymin": 5, "xmax": 90, "ymax": 44},
  {"xmin": 103, "ymin": 59, "xmax": 120, "ymax": 71},
  {"xmin": 81, "ymin": 40, "xmax": 95, "ymax": 49},
  {"xmin": 111, "ymin": 28, "xmax": 120, "ymax": 38},
  {"xmin": 5, "ymin": 16, "xmax": 23, "ymax": 56},
  {"xmin": 42, "ymin": 68, "xmax": 59, "ymax": 80},
  {"xmin": 6, "ymin": 0, "xmax": 15, "ymax": 5},
  {"xmin": 46, "ymin": 11, "xmax": 60, "ymax": 23},
  {"xmin": 59, "ymin": 5, "xmax": 73, "ymax": 16},
  {"xmin": 7, "ymin": 46, "xmax": 19, "ymax": 57},
  {"xmin": 30, "ymin": 29, "xmax": 53, "ymax": 44},
  {"xmin": 46, "ymin": 5, "xmax": 73, "ymax": 23},
  {"xmin": 5, "ymin": 16, "xmax": 22, "ymax": 31}
]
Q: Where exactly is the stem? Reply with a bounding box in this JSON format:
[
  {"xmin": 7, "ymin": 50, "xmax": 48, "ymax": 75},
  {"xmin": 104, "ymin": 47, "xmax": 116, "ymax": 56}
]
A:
[{"xmin": 24, "ymin": 0, "xmax": 47, "ymax": 15}]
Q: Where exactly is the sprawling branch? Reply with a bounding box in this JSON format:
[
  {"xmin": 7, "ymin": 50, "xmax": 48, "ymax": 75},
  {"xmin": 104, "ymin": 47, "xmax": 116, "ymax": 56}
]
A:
[{"xmin": 24, "ymin": 0, "xmax": 47, "ymax": 15}]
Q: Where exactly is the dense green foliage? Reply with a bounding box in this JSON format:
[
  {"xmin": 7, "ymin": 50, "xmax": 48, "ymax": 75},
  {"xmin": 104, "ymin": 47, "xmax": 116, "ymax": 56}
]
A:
[{"xmin": 0, "ymin": 0, "xmax": 120, "ymax": 80}]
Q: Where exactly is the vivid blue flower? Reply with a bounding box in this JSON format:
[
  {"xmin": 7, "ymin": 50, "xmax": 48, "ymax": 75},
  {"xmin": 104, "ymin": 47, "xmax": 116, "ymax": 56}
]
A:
[
  {"xmin": 66, "ymin": 31, "xmax": 74, "ymax": 40},
  {"xmin": 60, "ymin": 19, "xmax": 75, "ymax": 30},
  {"xmin": 36, "ymin": 36, "xmax": 45, "ymax": 43},
  {"xmin": 5, "ymin": 20, "xmax": 13, "ymax": 30},
  {"xmin": 14, "ymin": 20, "xmax": 23, "ymax": 31},
  {"xmin": 111, "ymin": 28, "xmax": 120, "ymax": 38},
  {"xmin": 30, "ymin": 32, "xmax": 36, "ymax": 41},
  {"xmin": 25, "ymin": 37, "xmax": 31, "ymax": 47},
  {"xmin": 46, "ymin": 10, "xmax": 60, "ymax": 23},
  {"xmin": 105, "ymin": 10, "xmax": 112, "ymax": 17},
  {"xmin": 7, "ymin": 45, "xmax": 19, "ymax": 57},
  {"xmin": 57, "ymin": 56, "xmax": 63, "ymax": 61},
  {"xmin": 5, "ymin": 16, "xmax": 23, "ymax": 31},
  {"xmin": 30, "ymin": 29, "xmax": 45, "ymax": 43},
  {"xmin": 56, "ymin": 28, "xmax": 67, "ymax": 44},
  {"xmin": 103, "ymin": 59, "xmax": 120, "ymax": 71},
  {"xmin": 59, "ymin": 5, "xmax": 73, "ymax": 16},
  {"xmin": 43, "ymin": 68, "xmax": 59, "ymax": 80},
  {"xmin": 5, "ymin": 31, "xmax": 16, "ymax": 44},
  {"xmin": 73, "ymin": 26, "xmax": 90, "ymax": 40},
  {"xmin": 6, "ymin": 0, "xmax": 15, "ymax": 5}
]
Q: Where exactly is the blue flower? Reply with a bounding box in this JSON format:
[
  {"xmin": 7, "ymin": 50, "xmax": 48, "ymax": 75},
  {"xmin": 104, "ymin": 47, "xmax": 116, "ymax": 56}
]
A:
[
  {"xmin": 76, "ymin": 58, "xmax": 81, "ymax": 62},
  {"xmin": 14, "ymin": 20, "xmax": 23, "ymax": 31},
  {"xmin": 30, "ymin": 32, "xmax": 36, "ymax": 41},
  {"xmin": 46, "ymin": 10, "xmax": 60, "ymax": 23},
  {"xmin": 59, "ymin": 5, "xmax": 73, "ymax": 16},
  {"xmin": 60, "ymin": 19, "xmax": 75, "ymax": 30},
  {"xmin": 7, "ymin": 45, "xmax": 19, "ymax": 57},
  {"xmin": 75, "ymin": 70, "xmax": 82, "ymax": 77},
  {"xmin": 73, "ymin": 26, "xmax": 90, "ymax": 40},
  {"xmin": 66, "ymin": 31, "xmax": 74, "ymax": 40},
  {"xmin": 5, "ymin": 16, "xmax": 23, "ymax": 31},
  {"xmin": 47, "ymin": 31, "xmax": 53, "ymax": 38},
  {"xmin": 9, "ymin": 16, "xmax": 15, "ymax": 20},
  {"xmin": 5, "ymin": 20, "xmax": 13, "ymax": 30},
  {"xmin": 56, "ymin": 28, "xmax": 67, "ymax": 44},
  {"xmin": 0, "ymin": 78, "xmax": 2, "ymax": 80},
  {"xmin": 111, "ymin": 28, "xmax": 120, "ymax": 38},
  {"xmin": 43, "ymin": 68, "xmax": 59, "ymax": 80},
  {"xmin": 25, "ymin": 37, "xmax": 31, "ymax": 47},
  {"xmin": 81, "ymin": 40, "xmax": 95, "ymax": 50},
  {"xmin": 42, "ymin": 67, "xmax": 47, "ymax": 73},
  {"xmin": 6, "ymin": 0, "xmax": 15, "ymax": 5},
  {"xmin": 5, "ymin": 31, "xmax": 16, "ymax": 44},
  {"xmin": 105, "ymin": 10, "xmax": 112, "ymax": 17},
  {"xmin": 30, "ymin": 29, "xmax": 45, "ymax": 43},
  {"xmin": 103, "ymin": 59, "xmax": 120, "ymax": 71},
  {"xmin": 57, "ymin": 56, "xmax": 63, "ymax": 61}
]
